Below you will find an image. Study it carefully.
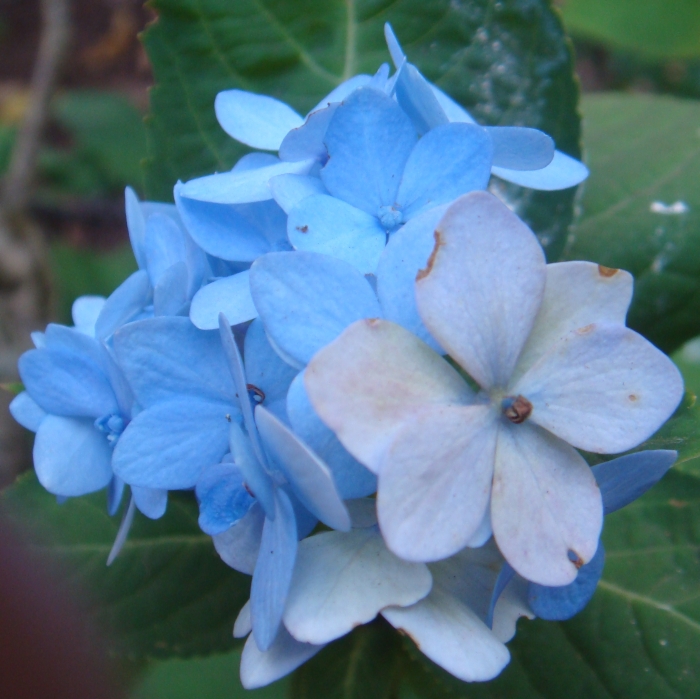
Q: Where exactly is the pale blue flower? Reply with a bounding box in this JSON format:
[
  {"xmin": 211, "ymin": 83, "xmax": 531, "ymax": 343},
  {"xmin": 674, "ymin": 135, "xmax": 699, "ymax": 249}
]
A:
[{"xmin": 305, "ymin": 191, "xmax": 683, "ymax": 586}]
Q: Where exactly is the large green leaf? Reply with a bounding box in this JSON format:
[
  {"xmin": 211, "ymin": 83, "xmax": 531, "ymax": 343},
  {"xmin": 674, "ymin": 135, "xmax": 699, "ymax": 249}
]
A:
[
  {"xmin": 291, "ymin": 618, "xmax": 402, "ymax": 699},
  {"xmin": 560, "ymin": 0, "xmax": 700, "ymax": 60},
  {"xmin": 142, "ymin": 0, "xmax": 581, "ymax": 260},
  {"xmin": 566, "ymin": 93, "xmax": 700, "ymax": 352},
  {"xmin": 0, "ymin": 473, "xmax": 250, "ymax": 658},
  {"xmin": 401, "ymin": 469, "xmax": 700, "ymax": 699}
]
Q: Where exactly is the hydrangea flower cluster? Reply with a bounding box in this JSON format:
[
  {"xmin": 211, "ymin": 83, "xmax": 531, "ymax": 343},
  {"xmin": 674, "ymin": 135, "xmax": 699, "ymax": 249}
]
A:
[{"xmin": 10, "ymin": 25, "xmax": 683, "ymax": 688}]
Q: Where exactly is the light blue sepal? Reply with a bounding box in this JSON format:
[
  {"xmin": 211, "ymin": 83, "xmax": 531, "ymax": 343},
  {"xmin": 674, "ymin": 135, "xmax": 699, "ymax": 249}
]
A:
[
  {"xmin": 107, "ymin": 495, "xmax": 137, "ymax": 566},
  {"xmin": 95, "ymin": 270, "xmax": 153, "ymax": 340},
  {"xmin": 229, "ymin": 421, "xmax": 276, "ymax": 520},
  {"xmin": 593, "ymin": 450, "xmax": 678, "ymax": 515},
  {"xmin": 255, "ymin": 404, "xmax": 351, "ymax": 532},
  {"xmin": 218, "ymin": 313, "xmax": 267, "ymax": 467},
  {"xmin": 9, "ymin": 391, "xmax": 46, "ymax": 432},
  {"xmin": 251, "ymin": 488, "xmax": 298, "ymax": 651},
  {"xmin": 196, "ymin": 461, "xmax": 255, "ymax": 535},
  {"xmin": 394, "ymin": 63, "xmax": 449, "ymax": 134},
  {"xmin": 485, "ymin": 126, "xmax": 554, "ymax": 171},
  {"xmin": 107, "ymin": 475, "xmax": 125, "ymax": 516},
  {"xmin": 132, "ymin": 485, "xmax": 168, "ymax": 519}
]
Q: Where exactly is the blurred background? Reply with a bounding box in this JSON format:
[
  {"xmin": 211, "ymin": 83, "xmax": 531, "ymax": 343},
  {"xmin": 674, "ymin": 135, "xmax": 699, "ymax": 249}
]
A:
[{"xmin": 1, "ymin": 0, "xmax": 699, "ymax": 696}]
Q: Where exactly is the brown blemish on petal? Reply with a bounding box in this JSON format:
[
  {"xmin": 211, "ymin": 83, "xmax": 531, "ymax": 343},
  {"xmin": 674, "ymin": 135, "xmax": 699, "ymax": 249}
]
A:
[
  {"xmin": 576, "ymin": 323, "xmax": 595, "ymax": 335},
  {"xmin": 504, "ymin": 395, "xmax": 533, "ymax": 424},
  {"xmin": 246, "ymin": 383, "xmax": 266, "ymax": 404},
  {"xmin": 571, "ymin": 554, "xmax": 584, "ymax": 570},
  {"xmin": 365, "ymin": 318, "xmax": 382, "ymax": 327},
  {"xmin": 243, "ymin": 482, "xmax": 255, "ymax": 497},
  {"xmin": 296, "ymin": 225, "xmax": 309, "ymax": 233},
  {"xmin": 628, "ymin": 394, "xmax": 638, "ymax": 402},
  {"xmin": 598, "ymin": 265, "xmax": 619, "ymax": 277},
  {"xmin": 416, "ymin": 229, "xmax": 444, "ymax": 281}
]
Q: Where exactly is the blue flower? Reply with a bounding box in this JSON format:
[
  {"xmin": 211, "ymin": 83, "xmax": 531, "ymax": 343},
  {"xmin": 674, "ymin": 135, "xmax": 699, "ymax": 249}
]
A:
[
  {"xmin": 10, "ymin": 312, "xmax": 168, "ymax": 561},
  {"xmin": 284, "ymin": 86, "xmax": 493, "ymax": 273},
  {"xmin": 383, "ymin": 23, "xmax": 589, "ymax": 191},
  {"xmin": 95, "ymin": 188, "xmax": 212, "ymax": 340}
]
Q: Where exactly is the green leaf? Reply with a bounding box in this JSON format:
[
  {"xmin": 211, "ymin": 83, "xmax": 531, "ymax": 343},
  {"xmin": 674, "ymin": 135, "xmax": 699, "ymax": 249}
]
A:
[
  {"xmin": 142, "ymin": 0, "xmax": 582, "ymax": 260},
  {"xmin": 565, "ymin": 93, "xmax": 700, "ymax": 353},
  {"xmin": 52, "ymin": 90, "xmax": 147, "ymax": 193},
  {"xmin": 291, "ymin": 618, "xmax": 402, "ymax": 699},
  {"xmin": 50, "ymin": 242, "xmax": 138, "ymax": 324},
  {"xmin": 560, "ymin": 0, "xmax": 700, "ymax": 60},
  {"xmin": 402, "ymin": 468, "xmax": 700, "ymax": 699},
  {"xmin": 0, "ymin": 473, "xmax": 250, "ymax": 659}
]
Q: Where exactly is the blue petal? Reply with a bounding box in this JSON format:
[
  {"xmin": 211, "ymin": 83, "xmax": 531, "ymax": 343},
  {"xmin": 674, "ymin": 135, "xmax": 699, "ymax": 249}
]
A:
[
  {"xmin": 232, "ymin": 153, "xmax": 282, "ymax": 172},
  {"xmin": 180, "ymin": 159, "xmax": 315, "ymax": 205},
  {"xmin": 43, "ymin": 323, "xmax": 107, "ymax": 369},
  {"xmin": 492, "ymin": 150, "xmax": 589, "ymax": 190},
  {"xmin": 125, "ymin": 186, "xmax": 148, "ymax": 269},
  {"xmin": 219, "ymin": 315, "xmax": 267, "ymax": 468},
  {"xmin": 269, "ymin": 174, "xmax": 327, "ymax": 214},
  {"xmin": 593, "ymin": 450, "xmax": 678, "ymax": 515},
  {"xmin": 107, "ymin": 475, "xmax": 125, "ymax": 516},
  {"xmin": 190, "ymin": 272, "xmax": 258, "ymax": 330},
  {"xmin": 368, "ymin": 63, "xmax": 391, "ymax": 90},
  {"xmin": 71, "ymin": 295, "xmax": 106, "ymax": 336},
  {"xmin": 250, "ymin": 251, "xmax": 382, "ymax": 366},
  {"xmin": 213, "ymin": 502, "xmax": 265, "ymax": 575},
  {"xmin": 430, "ymin": 85, "xmax": 476, "ymax": 124},
  {"xmin": 34, "ymin": 415, "xmax": 113, "ymax": 496},
  {"xmin": 279, "ymin": 104, "xmax": 338, "ymax": 163},
  {"xmin": 528, "ymin": 543, "xmax": 605, "ymax": 621},
  {"xmin": 321, "ymin": 88, "xmax": 416, "ymax": 215},
  {"xmin": 309, "ymin": 74, "xmax": 372, "ymax": 113},
  {"xmin": 95, "ymin": 270, "xmax": 153, "ymax": 340},
  {"xmin": 485, "ymin": 127, "xmax": 554, "ymax": 171},
  {"xmin": 255, "ymin": 405, "xmax": 350, "ymax": 532},
  {"xmin": 376, "ymin": 206, "xmax": 447, "ymax": 352},
  {"xmin": 153, "ymin": 261, "xmax": 189, "ymax": 317},
  {"xmin": 107, "ymin": 495, "xmax": 136, "ymax": 566},
  {"xmin": 287, "ymin": 373, "xmax": 376, "ymax": 499},
  {"xmin": 229, "ymin": 420, "xmax": 276, "ymax": 520},
  {"xmin": 148, "ymin": 211, "xmax": 209, "ymax": 299},
  {"xmin": 19, "ymin": 347, "xmax": 118, "ymax": 419},
  {"xmin": 394, "ymin": 63, "xmax": 449, "ymax": 135},
  {"xmin": 113, "ymin": 316, "xmax": 236, "ymax": 407},
  {"xmin": 196, "ymin": 462, "xmax": 255, "ymax": 535},
  {"xmin": 132, "ymin": 485, "xmax": 168, "ymax": 519},
  {"xmin": 112, "ymin": 397, "xmax": 232, "ymax": 489},
  {"xmin": 287, "ymin": 194, "xmax": 386, "ymax": 274},
  {"xmin": 244, "ymin": 318, "xmax": 297, "ymax": 420},
  {"xmin": 175, "ymin": 183, "xmax": 290, "ymax": 261},
  {"xmin": 251, "ymin": 488, "xmax": 298, "ymax": 651},
  {"xmin": 397, "ymin": 123, "xmax": 493, "ymax": 220},
  {"xmin": 486, "ymin": 562, "xmax": 516, "ymax": 629},
  {"xmin": 10, "ymin": 391, "xmax": 46, "ymax": 431},
  {"xmin": 214, "ymin": 90, "xmax": 304, "ymax": 150},
  {"xmin": 383, "ymin": 23, "xmax": 405, "ymax": 66}
]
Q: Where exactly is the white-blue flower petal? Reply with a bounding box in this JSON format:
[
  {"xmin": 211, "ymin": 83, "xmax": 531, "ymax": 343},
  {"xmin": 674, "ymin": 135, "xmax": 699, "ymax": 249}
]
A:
[
  {"xmin": 485, "ymin": 126, "xmax": 554, "ymax": 171},
  {"xmin": 492, "ymin": 150, "xmax": 589, "ymax": 190},
  {"xmin": 214, "ymin": 90, "xmax": 304, "ymax": 150},
  {"xmin": 190, "ymin": 272, "xmax": 257, "ymax": 330}
]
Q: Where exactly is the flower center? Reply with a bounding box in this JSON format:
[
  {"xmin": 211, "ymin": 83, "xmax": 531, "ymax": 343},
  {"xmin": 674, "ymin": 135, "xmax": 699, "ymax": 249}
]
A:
[
  {"xmin": 95, "ymin": 414, "xmax": 125, "ymax": 446},
  {"xmin": 502, "ymin": 395, "xmax": 533, "ymax": 424},
  {"xmin": 377, "ymin": 205, "xmax": 404, "ymax": 231},
  {"xmin": 247, "ymin": 383, "xmax": 265, "ymax": 405}
]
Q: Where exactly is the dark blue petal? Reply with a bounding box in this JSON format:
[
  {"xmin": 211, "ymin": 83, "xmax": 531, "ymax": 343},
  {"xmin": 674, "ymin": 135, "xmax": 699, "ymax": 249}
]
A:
[
  {"xmin": 251, "ymin": 489, "xmax": 298, "ymax": 651},
  {"xmin": 593, "ymin": 450, "xmax": 678, "ymax": 515},
  {"xmin": 196, "ymin": 462, "xmax": 255, "ymax": 535},
  {"xmin": 528, "ymin": 543, "xmax": 606, "ymax": 621}
]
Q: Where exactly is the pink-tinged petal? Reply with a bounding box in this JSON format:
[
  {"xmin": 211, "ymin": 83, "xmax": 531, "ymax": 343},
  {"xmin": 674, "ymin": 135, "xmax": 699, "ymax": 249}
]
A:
[
  {"xmin": 511, "ymin": 261, "xmax": 633, "ymax": 385},
  {"xmin": 305, "ymin": 319, "xmax": 473, "ymax": 472},
  {"xmin": 492, "ymin": 424, "xmax": 603, "ymax": 586},
  {"xmin": 240, "ymin": 625, "xmax": 323, "ymax": 690},
  {"xmin": 416, "ymin": 191, "xmax": 546, "ymax": 390},
  {"xmin": 514, "ymin": 324, "xmax": 684, "ymax": 453},
  {"xmin": 382, "ymin": 587, "xmax": 509, "ymax": 682},
  {"xmin": 377, "ymin": 405, "xmax": 498, "ymax": 562},
  {"xmin": 282, "ymin": 528, "xmax": 432, "ymax": 645}
]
